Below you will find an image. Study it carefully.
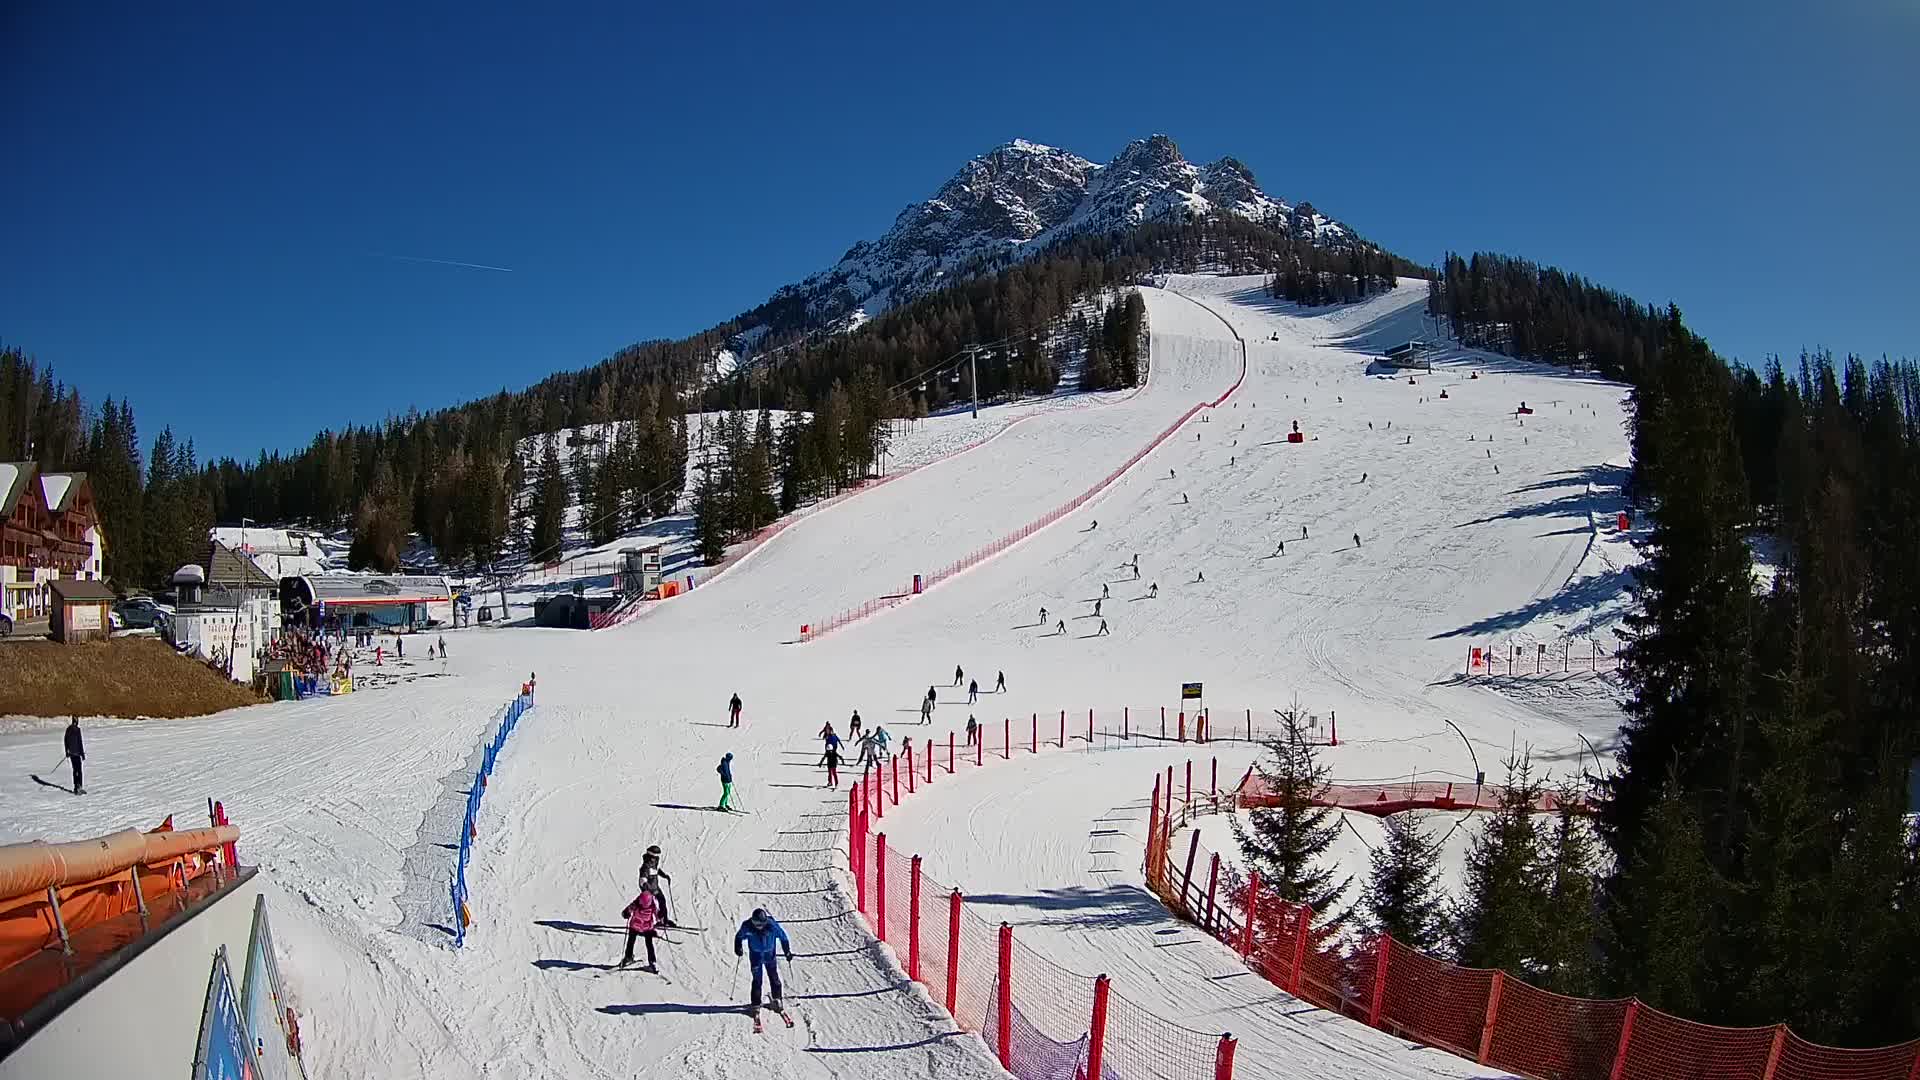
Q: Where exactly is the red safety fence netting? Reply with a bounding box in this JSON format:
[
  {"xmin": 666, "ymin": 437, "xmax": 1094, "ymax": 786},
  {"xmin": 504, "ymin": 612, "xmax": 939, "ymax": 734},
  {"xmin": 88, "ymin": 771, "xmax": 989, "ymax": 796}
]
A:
[
  {"xmin": 1146, "ymin": 781, "xmax": 1920, "ymax": 1080},
  {"xmin": 850, "ymin": 757, "xmax": 1235, "ymax": 1080}
]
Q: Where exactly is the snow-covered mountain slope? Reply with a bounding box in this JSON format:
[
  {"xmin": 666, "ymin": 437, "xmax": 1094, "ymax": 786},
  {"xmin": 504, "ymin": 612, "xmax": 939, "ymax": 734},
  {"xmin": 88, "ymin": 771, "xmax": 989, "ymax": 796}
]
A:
[
  {"xmin": 0, "ymin": 276, "xmax": 1640, "ymax": 1080},
  {"xmin": 764, "ymin": 135, "xmax": 1352, "ymax": 331}
]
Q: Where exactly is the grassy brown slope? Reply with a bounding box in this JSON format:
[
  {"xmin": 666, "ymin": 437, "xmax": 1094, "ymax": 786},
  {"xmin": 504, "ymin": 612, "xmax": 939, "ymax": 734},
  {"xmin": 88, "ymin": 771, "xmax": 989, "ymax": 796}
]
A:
[{"xmin": 0, "ymin": 638, "xmax": 265, "ymax": 718}]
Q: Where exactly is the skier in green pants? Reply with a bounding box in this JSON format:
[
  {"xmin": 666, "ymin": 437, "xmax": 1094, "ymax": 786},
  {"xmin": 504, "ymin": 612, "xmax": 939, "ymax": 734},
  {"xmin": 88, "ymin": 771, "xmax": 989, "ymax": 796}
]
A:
[{"xmin": 718, "ymin": 752, "xmax": 735, "ymax": 812}]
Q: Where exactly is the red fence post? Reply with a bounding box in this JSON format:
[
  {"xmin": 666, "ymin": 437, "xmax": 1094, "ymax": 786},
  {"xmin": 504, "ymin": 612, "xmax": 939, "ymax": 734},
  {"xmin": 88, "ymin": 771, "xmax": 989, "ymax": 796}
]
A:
[
  {"xmin": 907, "ymin": 746, "xmax": 916, "ymax": 793},
  {"xmin": 1087, "ymin": 974, "xmax": 1112, "ymax": 1079},
  {"xmin": 1240, "ymin": 872, "xmax": 1261, "ymax": 958},
  {"xmin": 948, "ymin": 732, "xmax": 955, "ymax": 773},
  {"xmin": 1760, "ymin": 1026, "xmax": 1787, "ymax": 1080},
  {"xmin": 976, "ymin": 727, "xmax": 983, "ymax": 766},
  {"xmin": 1004, "ymin": 717, "xmax": 1010, "ymax": 760},
  {"xmin": 1031, "ymin": 713, "xmax": 1038, "ymax": 754},
  {"xmin": 1214, "ymin": 1033, "xmax": 1237, "ymax": 1080},
  {"xmin": 1145, "ymin": 776, "xmax": 1162, "ymax": 886},
  {"xmin": 1165, "ymin": 765, "xmax": 1174, "ymax": 822},
  {"xmin": 1477, "ymin": 970, "xmax": 1505, "ymax": 1065},
  {"xmin": 1203, "ymin": 853, "xmax": 1221, "ymax": 933},
  {"xmin": 1289, "ymin": 904, "xmax": 1311, "ymax": 994},
  {"xmin": 1181, "ymin": 830, "xmax": 1202, "ymax": 912},
  {"xmin": 876, "ymin": 833, "xmax": 889, "ymax": 942},
  {"xmin": 926, "ymin": 741, "xmax": 932, "ymax": 784},
  {"xmin": 892, "ymin": 754, "xmax": 900, "ymax": 806},
  {"xmin": 1907, "ymin": 1043, "xmax": 1920, "ymax": 1080},
  {"xmin": 1330, "ymin": 711, "xmax": 1338, "ymax": 746},
  {"xmin": 850, "ymin": 787, "xmax": 864, "ymax": 913},
  {"xmin": 1367, "ymin": 935, "xmax": 1391, "ymax": 1026},
  {"xmin": 996, "ymin": 923, "xmax": 1014, "ymax": 1069},
  {"xmin": 1608, "ymin": 1000, "xmax": 1640, "ymax": 1080},
  {"xmin": 946, "ymin": 890, "xmax": 962, "ymax": 1015},
  {"xmin": 908, "ymin": 855, "xmax": 922, "ymax": 983}
]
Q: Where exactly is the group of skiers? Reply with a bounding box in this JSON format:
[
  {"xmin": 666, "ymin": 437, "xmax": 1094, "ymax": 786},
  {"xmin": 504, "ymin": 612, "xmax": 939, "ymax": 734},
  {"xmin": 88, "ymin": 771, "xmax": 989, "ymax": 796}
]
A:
[{"xmin": 613, "ymin": 843, "xmax": 794, "ymax": 1028}]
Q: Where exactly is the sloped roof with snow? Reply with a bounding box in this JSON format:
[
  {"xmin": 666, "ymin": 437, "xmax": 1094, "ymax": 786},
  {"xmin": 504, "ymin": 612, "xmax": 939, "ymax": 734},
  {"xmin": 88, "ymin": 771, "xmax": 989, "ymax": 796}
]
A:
[{"xmin": 0, "ymin": 462, "xmax": 28, "ymax": 517}]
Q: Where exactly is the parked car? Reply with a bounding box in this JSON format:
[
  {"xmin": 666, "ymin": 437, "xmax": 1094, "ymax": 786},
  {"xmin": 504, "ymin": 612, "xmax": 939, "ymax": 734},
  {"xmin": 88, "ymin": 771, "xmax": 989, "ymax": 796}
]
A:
[
  {"xmin": 113, "ymin": 601, "xmax": 167, "ymax": 630},
  {"xmin": 0, "ymin": 611, "xmax": 12, "ymax": 637}
]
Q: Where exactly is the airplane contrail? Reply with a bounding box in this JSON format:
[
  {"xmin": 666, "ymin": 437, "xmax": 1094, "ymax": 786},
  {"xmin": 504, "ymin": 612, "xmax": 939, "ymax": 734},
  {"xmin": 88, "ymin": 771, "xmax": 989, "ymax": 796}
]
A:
[{"xmin": 369, "ymin": 252, "xmax": 514, "ymax": 273}]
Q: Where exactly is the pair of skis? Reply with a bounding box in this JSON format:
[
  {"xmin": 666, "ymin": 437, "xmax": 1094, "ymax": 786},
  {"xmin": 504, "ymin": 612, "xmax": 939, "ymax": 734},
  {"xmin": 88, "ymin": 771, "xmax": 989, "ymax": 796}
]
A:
[{"xmin": 751, "ymin": 1007, "xmax": 794, "ymax": 1033}]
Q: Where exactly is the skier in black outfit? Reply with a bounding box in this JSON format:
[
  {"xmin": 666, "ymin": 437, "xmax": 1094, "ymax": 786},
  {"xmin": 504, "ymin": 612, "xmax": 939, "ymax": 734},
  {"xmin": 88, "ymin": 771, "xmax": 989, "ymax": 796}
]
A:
[
  {"xmin": 953, "ymin": 665, "xmax": 963, "ymax": 686},
  {"xmin": 637, "ymin": 845, "xmax": 674, "ymax": 926},
  {"xmin": 64, "ymin": 716, "xmax": 85, "ymax": 794},
  {"xmin": 995, "ymin": 671, "xmax": 1005, "ymax": 693},
  {"xmin": 849, "ymin": 711, "xmax": 862, "ymax": 740},
  {"xmin": 822, "ymin": 743, "xmax": 840, "ymax": 788},
  {"xmin": 966, "ymin": 715, "xmax": 979, "ymax": 745},
  {"xmin": 729, "ymin": 693, "xmax": 743, "ymax": 728},
  {"xmin": 968, "ymin": 679, "xmax": 978, "ymax": 704},
  {"xmin": 1353, "ymin": 533, "xmax": 1362, "ymax": 548}
]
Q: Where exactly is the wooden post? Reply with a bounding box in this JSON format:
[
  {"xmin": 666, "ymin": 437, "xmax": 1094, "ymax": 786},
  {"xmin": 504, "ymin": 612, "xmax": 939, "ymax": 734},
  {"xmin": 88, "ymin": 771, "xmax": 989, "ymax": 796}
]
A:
[
  {"xmin": 1087, "ymin": 708, "xmax": 1093, "ymax": 745},
  {"xmin": 1211, "ymin": 757, "xmax": 1218, "ymax": 802},
  {"xmin": 1004, "ymin": 717, "xmax": 1010, "ymax": 760},
  {"xmin": 1087, "ymin": 975, "xmax": 1112, "ymax": 1080},
  {"xmin": 1123, "ymin": 705, "xmax": 1129, "ymax": 739},
  {"xmin": 946, "ymin": 890, "xmax": 962, "ymax": 1015},
  {"xmin": 1607, "ymin": 1000, "xmax": 1640, "ymax": 1080},
  {"xmin": 1146, "ymin": 777, "xmax": 1162, "ymax": 887},
  {"xmin": 926, "ymin": 741, "xmax": 932, "ymax": 784},
  {"xmin": 977, "ymin": 727, "xmax": 983, "ymax": 766},
  {"xmin": 1203, "ymin": 853, "xmax": 1221, "ymax": 933},
  {"xmin": 1214, "ymin": 1034, "xmax": 1237, "ymax": 1080},
  {"xmin": 876, "ymin": 833, "xmax": 889, "ymax": 941},
  {"xmin": 1477, "ymin": 970, "xmax": 1506, "ymax": 1065},
  {"xmin": 908, "ymin": 855, "xmax": 923, "ymax": 982},
  {"xmin": 1759, "ymin": 1026, "xmax": 1788, "ymax": 1080},
  {"xmin": 1059, "ymin": 709, "xmax": 1065, "ymax": 748},
  {"xmin": 1240, "ymin": 872, "xmax": 1260, "ymax": 958},
  {"xmin": 1367, "ymin": 934, "xmax": 1391, "ymax": 1026},
  {"xmin": 1186, "ymin": 759, "xmax": 1193, "ymax": 810},
  {"xmin": 996, "ymin": 923, "xmax": 1014, "ymax": 1068},
  {"xmin": 1181, "ymin": 830, "xmax": 1202, "ymax": 912},
  {"xmin": 1178, "ymin": 710, "xmax": 1186, "ymax": 742},
  {"xmin": 1161, "ymin": 705, "xmax": 1166, "ymax": 739}
]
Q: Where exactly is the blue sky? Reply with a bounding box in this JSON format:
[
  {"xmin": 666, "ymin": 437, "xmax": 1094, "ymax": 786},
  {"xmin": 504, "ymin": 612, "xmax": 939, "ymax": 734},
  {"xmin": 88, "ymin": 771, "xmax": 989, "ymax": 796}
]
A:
[{"xmin": 3, "ymin": 3, "xmax": 1914, "ymax": 461}]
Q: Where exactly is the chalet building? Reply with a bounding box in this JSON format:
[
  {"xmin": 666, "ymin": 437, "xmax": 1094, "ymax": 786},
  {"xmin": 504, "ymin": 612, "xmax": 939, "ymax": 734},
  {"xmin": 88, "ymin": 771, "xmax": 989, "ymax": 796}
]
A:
[{"xmin": 0, "ymin": 463, "xmax": 105, "ymax": 622}]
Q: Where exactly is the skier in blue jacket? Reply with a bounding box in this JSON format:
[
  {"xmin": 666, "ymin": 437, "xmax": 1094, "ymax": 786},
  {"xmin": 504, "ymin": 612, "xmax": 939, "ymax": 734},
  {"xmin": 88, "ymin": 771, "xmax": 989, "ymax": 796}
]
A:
[{"xmin": 735, "ymin": 908, "xmax": 794, "ymax": 1021}]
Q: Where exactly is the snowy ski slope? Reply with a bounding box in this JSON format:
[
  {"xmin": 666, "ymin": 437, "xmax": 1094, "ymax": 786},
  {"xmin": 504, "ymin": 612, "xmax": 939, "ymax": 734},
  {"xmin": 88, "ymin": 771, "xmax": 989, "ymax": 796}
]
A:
[{"xmin": 0, "ymin": 276, "xmax": 1634, "ymax": 1079}]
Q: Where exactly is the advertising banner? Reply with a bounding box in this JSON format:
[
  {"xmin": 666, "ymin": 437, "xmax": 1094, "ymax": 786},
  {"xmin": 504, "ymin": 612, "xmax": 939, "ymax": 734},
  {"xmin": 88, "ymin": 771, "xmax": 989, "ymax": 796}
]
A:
[
  {"xmin": 241, "ymin": 896, "xmax": 293, "ymax": 1079},
  {"xmin": 192, "ymin": 946, "xmax": 256, "ymax": 1080}
]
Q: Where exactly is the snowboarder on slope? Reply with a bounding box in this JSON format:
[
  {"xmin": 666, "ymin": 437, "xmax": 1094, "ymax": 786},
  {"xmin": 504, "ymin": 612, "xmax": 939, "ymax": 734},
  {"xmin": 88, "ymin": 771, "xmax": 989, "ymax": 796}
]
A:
[
  {"xmin": 717, "ymin": 753, "xmax": 736, "ymax": 812},
  {"xmin": 735, "ymin": 909, "xmax": 794, "ymax": 1026},
  {"xmin": 729, "ymin": 693, "xmax": 743, "ymax": 728},
  {"xmin": 64, "ymin": 716, "xmax": 85, "ymax": 795},
  {"xmin": 620, "ymin": 889, "xmax": 661, "ymax": 972}
]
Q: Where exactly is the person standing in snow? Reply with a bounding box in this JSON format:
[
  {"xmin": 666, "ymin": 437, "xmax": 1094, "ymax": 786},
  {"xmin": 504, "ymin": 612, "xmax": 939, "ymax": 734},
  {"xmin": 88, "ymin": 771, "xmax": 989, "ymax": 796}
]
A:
[
  {"xmin": 717, "ymin": 753, "xmax": 736, "ymax": 812},
  {"xmin": 995, "ymin": 670, "xmax": 1005, "ymax": 693},
  {"xmin": 1093, "ymin": 598, "xmax": 1102, "ymax": 617},
  {"xmin": 1301, "ymin": 525, "xmax": 1308, "ymax": 540},
  {"xmin": 1096, "ymin": 619, "xmax": 1110, "ymax": 636},
  {"xmin": 966, "ymin": 714, "xmax": 979, "ymax": 746},
  {"xmin": 871, "ymin": 725, "xmax": 891, "ymax": 760},
  {"xmin": 1101, "ymin": 583, "xmax": 1109, "ymax": 599},
  {"xmin": 439, "ymin": 635, "xmax": 447, "ymax": 658},
  {"xmin": 620, "ymin": 889, "xmax": 661, "ymax": 972},
  {"xmin": 1148, "ymin": 583, "xmax": 1158, "ymax": 598},
  {"xmin": 1274, "ymin": 541, "xmax": 1285, "ymax": 556},
  {"xmin": 953, "ymin": 665, "xmax": 963, "ymax": 687},
  {"xmin": 638, "ymin": 845, "xmax": 674, "ymax": 926},
  {"xmin": 64, "ymin": 716, "xmax": 85, "ymax": 795},
  {"xmin": 1038, "ymin": 606, "xmax": 1048, "ymax": 626},
  {"xmin": 920, "ymin": 693, "xmax": 933, "ymax": 725},
  {"xmin": 818, "ymin": 721, "xmax": 839, "ymax": 754},
  {"xmin": 729, "ymin": 693, "xmax": 743, "ymax": 728},
  {"xmin": 1353, "ymin": 532, "xmax": 1362, "ymax": 548},
  {"xmin": 967, "ymin": 678, "xmax": 978, "ymax": 704},
  {"xmin": 822, "ymin": 743, "xmax": 840, "ymax": 789},
  {"xmin": 1055, "ymin": 619, "xmax": 1066, "ymax": 635},
  {"xmin": 397, "ymin": 636, "xmax": 404, "ymax": 659},
  {"xmin": 735, "ymin": 908, "xmax": 794, "ymax": 1023},
  {"xmin": 848, "ymin": 711, "xmax": 862, "ymax": 740}
]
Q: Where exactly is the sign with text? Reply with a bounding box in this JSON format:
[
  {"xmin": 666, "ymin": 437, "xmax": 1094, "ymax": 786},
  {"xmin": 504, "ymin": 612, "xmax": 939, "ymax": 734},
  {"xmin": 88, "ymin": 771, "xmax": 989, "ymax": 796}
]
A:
[{"xmin": 1180, "ymin": 682, "xmax": 1203, "ymax": 700}]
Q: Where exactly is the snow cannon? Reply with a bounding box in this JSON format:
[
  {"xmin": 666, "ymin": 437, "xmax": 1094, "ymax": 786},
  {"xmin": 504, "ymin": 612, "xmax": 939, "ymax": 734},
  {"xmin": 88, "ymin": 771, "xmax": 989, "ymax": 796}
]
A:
[
  {"xmin": 1617, "ymin": 512, "xmax": 1630, "ymax": 532},
  {"xmin": 801, "ymin": 624, "xmax": 811, "ymax": 636},
  {"xmin": 1407, "ymin": 376, "xmax": 1417, "ymax": 385},
  {"xmin": 1470, "ymin": 371, "xmax": 1480, "ymax": 380},
  {"xmin": 1516, "ymin": 401, "xmax": 1534, "ymax": 415},
  {"xmin": 1439, "ymin": 389, "xmax": 1449, "ymax": 400},
  {"xmin": 1286, "ymin": 420, "xmax": 1304, "ymax": 444}
]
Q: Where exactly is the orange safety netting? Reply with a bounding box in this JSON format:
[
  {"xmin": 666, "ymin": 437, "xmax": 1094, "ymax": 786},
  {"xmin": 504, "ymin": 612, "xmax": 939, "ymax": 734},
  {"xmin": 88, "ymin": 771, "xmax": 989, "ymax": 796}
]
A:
[{"xmin": 1153, "ymin": 785, "xmax": 1920, "ymax": 1080}]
